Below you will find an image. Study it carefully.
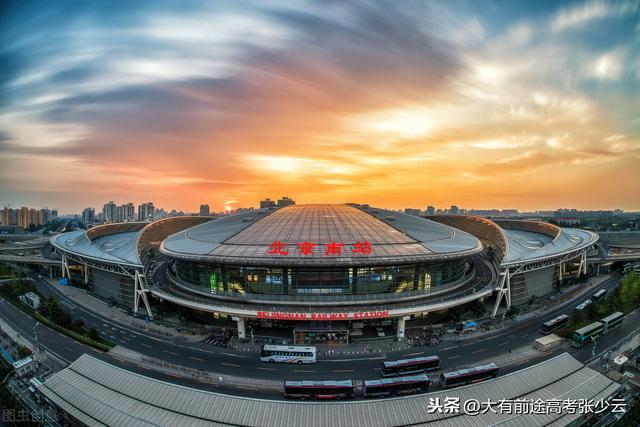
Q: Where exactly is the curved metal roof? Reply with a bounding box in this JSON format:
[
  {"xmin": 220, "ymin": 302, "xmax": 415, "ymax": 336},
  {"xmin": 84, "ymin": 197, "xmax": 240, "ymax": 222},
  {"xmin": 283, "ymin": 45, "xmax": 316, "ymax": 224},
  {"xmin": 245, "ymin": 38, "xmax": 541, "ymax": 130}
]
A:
[
  {"xmin": 161, "ymin": 204, "xmax": 482, "ymax": 266},
  {"xmin": 429, "ymin": 215, "xmax": 598, "ymax": 268},
  {"xmin": 39, "ymin": 353, "xmax": 621, "ymax": 427},
  {"xmin": 51, "ymin": 229, "xmax": 142, "ymax": 267},
  {"xmin": 500, "ymin": 225, "xmax": 599, "ymax": 266},
  {"xmin": 50, "ymin": 217, "xmax": 214, "ymax": 268}
]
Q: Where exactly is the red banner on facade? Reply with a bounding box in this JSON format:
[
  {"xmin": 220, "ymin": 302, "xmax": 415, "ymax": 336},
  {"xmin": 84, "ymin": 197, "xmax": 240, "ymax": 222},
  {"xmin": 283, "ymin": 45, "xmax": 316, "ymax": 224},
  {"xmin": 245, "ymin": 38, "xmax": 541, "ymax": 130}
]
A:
[{"xmin": 256, "ymin": 310, "xmax": 389, "ymax": 320}]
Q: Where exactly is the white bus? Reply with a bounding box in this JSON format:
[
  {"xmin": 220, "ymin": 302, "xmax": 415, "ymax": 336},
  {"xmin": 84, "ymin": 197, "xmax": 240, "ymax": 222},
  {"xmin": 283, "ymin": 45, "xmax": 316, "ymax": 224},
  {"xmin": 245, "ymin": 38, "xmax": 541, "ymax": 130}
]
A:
[
  {"xmin": 600, "ymin": 312, "xmax": 624, "ymax": 334},
  {"xmin": 260, "ymin": 344, "xmax": 317, "ymax": 364}
]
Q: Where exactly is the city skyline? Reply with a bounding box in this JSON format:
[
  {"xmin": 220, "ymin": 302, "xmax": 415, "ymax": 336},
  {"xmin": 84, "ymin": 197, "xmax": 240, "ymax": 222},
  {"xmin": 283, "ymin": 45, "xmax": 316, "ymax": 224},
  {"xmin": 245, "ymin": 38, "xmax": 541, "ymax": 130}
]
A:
[{"xmin": 2, "ymin": 1, "xmax": 640, "ymax": 213}]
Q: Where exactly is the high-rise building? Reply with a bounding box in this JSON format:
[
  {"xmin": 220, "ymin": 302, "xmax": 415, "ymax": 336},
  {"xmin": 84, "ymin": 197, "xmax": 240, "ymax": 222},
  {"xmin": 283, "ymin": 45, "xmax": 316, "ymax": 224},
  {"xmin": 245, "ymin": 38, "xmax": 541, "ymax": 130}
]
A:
[
  {"xmin": 260, "ymin": 198, "xmax": 276, "ymax": 209},
  {"xmin": 138, "ymin": 202, "xmax": 155, "ymax": 222},
  {"xmin": 404, "ymin": 208, "xmax": 422, "ymax": 216},
  {"xmin": 277, "ymin": 196, "xmax": 295, "ymax": 207},
  {"xmin": 1, "ymin": 207, "xmax": 10, "ymax": 226},
  {"xmin": 117, "ymin": 203, "xmax": 135, "ymax": 222},
  {"xmin": 102, "ymin": 201, "xmax": 117, "ymax": 223},
  {"xmin": 82, "ymin": 208, "xmax": 96, "ymax": 227},
  {"xmin": 450, "ymin": 205, "xmax": 459, "ymax": 215},
  {"xmin": 17, "ymin": 207, "xmax": 30, "ymax": 228},
  {"xmin": 199, "ymin": 204, "xmax": 210, "ymax": 216},
  {"xmin": 37, "ymin": 208, "xmax": 50, "ymax": 225},
  {"xmin": 426, "ymin": 206, "xmax": 435, "ymax": 215}
]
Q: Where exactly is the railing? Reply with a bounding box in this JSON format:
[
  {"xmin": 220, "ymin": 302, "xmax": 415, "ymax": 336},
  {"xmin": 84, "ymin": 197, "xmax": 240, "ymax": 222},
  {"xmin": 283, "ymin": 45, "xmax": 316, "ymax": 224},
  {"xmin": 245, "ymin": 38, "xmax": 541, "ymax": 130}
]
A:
[
  {"xmin": 167, "ymin": 267, "xmax": 476, "ymax": 306},
  {"xmin": 148, "ymin": 259, "xmax": 496, "ymax": 313}
]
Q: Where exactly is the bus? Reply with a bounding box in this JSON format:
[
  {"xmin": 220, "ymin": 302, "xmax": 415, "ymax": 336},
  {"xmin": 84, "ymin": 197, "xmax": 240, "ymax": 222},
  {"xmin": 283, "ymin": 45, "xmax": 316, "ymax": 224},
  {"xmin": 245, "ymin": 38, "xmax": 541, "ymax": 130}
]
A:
[
  {"xmin": 575, "ymin": 299, "xmax": 592, "ymax": 311},
  {"xmin": 381, "ymin": 356, "xmax": 440, "ymax": 377},
  {"xmin": 440, "ymin": 363, "xmax": 499, "ymax": 389},
  {"xmin": 591, "ymin": 289, "xmax": 607, "ymax": 303},
  {"xmin": 260, "ymin": 345, "xmax": 316, "ymax": 364},
  {"xmin": 571, "ymin": 322, "xmax": 604, "ymax": 348},
  {"xmin": 601, "ymin": 312, "xmax": 624, "ymax": 334},
  {"xmin": 284, "ymin": 380, "xmax": 354, "ymax": 400},
  {"xmin": 363, "ymin": 374, "xmax": 430, "ymax": 398},
  {"xmin": 540, "ymin": 314, "xmax": 569, "ymax": 335}
]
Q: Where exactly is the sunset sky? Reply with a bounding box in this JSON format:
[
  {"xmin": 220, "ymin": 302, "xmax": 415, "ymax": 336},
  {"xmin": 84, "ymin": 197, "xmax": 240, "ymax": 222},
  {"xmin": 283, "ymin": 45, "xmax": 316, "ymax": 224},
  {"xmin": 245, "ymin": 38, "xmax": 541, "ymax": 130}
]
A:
[{"xmin": 1, "ymin": 0, "xmax": 640, "ymax": 214}]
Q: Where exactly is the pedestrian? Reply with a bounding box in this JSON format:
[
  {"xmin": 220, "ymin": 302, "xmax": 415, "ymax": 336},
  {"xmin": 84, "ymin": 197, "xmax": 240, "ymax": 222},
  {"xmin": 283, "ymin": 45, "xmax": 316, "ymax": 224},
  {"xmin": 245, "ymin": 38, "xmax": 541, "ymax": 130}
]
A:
[{"xmin": 509, "ymin": 348, "xmax": 512, "ymax": 353}]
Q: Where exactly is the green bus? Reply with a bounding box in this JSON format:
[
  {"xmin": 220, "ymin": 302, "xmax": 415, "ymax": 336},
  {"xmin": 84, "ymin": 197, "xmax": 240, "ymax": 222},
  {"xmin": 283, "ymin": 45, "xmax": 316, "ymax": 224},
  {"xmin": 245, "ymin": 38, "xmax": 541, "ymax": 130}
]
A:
[{"xmin": 571, "ymin": 322, "xmax": 604, "ymax": 348}]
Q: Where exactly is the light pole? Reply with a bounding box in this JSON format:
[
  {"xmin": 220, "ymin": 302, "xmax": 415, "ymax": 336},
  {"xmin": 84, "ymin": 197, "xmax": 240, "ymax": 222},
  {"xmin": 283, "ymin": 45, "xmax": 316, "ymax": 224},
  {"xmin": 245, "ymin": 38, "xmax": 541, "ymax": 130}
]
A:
[{"xmin": 34, "ymin": 321, "xmax": 39, "ymax": 344}]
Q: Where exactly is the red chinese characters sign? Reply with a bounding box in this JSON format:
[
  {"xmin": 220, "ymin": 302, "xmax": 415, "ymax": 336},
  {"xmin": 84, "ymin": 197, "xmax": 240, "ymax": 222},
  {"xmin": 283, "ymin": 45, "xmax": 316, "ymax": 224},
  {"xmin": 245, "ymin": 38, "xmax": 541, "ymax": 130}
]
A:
[
  {"xmin": 267, "ymin": 240, "xmax": 373, "ymax": 256},
  {"xmin": 256, "ymin": 310, "xmax": 389, "ymax": 320}
]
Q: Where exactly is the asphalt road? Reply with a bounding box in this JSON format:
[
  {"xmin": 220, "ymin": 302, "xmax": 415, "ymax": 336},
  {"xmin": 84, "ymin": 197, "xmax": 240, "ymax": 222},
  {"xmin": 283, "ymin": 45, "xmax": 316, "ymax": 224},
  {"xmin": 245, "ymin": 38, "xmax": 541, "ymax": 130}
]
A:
[{"xmin": 0, "ymin": 271, "xmax": 632, "ymax": 399}]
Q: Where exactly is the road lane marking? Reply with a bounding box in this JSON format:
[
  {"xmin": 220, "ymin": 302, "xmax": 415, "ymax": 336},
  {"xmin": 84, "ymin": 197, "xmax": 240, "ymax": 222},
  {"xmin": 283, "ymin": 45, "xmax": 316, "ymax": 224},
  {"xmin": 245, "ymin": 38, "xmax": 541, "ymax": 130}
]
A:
[
  {"xmin": 236, "ymin": 385, "xmax": 259, "ymax": 391},
  {"xmin": 221, "ymin": 352, "xmax": 246, "ymax": 358},
  {"xmin": 473, "ymin": 348, "xmax": 486, "ymax": 354},
  {"xmin": 404, "ymin": 352, "xmax": 424, "ymax": 357},
  {"xmin": 64, "ymin": 346, "xmax": 74, "ymax": 352},
  {"xmin": 448, "ymin": 355, "xmax": 461, "ymax": 359},
  {"xmin": 136, "ymin": 364, "xmax": 150, "ymax": 370},
  {"xmin": 333, "ymin": 369, "xmax": 354, "ymax": 373},
  {"xmin": 221, "ymin": 362, "xmax": 240, "ymax": 368},
  {"xmin": 163, "ymin": 350, "xmax": 178, "ymax": 356},
  {"xmin": 190, "ymin": 356, "xmax": 203, "ymax": 361},
  {"xmin": 324, "ymin": 356, "xmax": 386, "ymax": 362},
  {"xmin": 498, "ymin": 341, "xmax": 510, "ymax": 346},
  {"xmin": 140, "ymin": 343, "xmax": 152, "ymax": 348},
  {"xmin": 257, "ymin": 367, "xmax": 276, "ymax": 371},
  {"xmin": 440, "ymin": 346, "xmax": 456, "ymax": 351},
  {"xmin": 294, "ymin": 369, "xmax": 315, "ymax": 373}
]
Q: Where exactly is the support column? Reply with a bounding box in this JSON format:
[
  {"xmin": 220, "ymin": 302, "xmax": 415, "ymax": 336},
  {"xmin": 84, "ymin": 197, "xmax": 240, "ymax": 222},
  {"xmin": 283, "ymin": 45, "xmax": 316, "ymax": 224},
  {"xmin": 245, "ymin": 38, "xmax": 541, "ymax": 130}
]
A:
[
  {"xmin": 61, "ymin": 254, "xmax": 71, "ymax": 279},
  {"xmin": 235, "ymin": 317, "xmax": 246, "ymax": 339},
  {"xmin": 396, "ymin": 316, "xmax": 409, "ymax": 339},
  {"xmin": 133, "ymin": 270, "xmax": 153, "ymax": 320},
  {"xmin": 491, "ymin": 268, "xmax": 511, "ymax": 317}
]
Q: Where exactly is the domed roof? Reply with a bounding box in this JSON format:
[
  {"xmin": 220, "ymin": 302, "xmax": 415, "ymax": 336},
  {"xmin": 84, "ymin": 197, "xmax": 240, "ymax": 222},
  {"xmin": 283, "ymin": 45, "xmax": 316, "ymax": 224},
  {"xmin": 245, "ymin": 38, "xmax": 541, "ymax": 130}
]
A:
[{"xmin": 161, "ymin": 204, "xmax": 482, "ymax": 266}]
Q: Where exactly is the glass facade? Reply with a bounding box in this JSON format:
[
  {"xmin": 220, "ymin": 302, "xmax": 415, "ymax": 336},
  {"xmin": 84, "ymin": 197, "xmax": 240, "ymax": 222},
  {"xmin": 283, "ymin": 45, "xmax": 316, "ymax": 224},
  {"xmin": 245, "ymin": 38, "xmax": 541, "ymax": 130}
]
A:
[{"xmin": 174, "ymin": 259, "xmax": 468, "ymax": 296}]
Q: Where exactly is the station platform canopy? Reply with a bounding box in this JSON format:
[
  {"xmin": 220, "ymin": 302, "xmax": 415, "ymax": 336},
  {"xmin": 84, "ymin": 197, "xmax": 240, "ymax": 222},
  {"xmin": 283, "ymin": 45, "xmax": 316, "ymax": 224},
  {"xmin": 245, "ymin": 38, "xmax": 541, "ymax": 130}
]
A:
[{"xmin": 38, "ymin": 352, "xmax": 621, "ymax": 427}]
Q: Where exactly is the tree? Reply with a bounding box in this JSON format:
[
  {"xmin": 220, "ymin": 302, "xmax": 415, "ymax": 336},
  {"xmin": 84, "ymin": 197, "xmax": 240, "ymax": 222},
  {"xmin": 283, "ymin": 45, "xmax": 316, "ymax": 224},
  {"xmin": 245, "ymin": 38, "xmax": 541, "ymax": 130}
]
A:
[
  {"xmin": 619, "ymin": 272, "xmax": 640, "ymax": 313},
  {"xmin": 88, "ymin": 327, "xmax": 100, "ymax": 341},
  {"xmin": 70, "ymin": 318, "xmax": 84, "ymax": 333}
]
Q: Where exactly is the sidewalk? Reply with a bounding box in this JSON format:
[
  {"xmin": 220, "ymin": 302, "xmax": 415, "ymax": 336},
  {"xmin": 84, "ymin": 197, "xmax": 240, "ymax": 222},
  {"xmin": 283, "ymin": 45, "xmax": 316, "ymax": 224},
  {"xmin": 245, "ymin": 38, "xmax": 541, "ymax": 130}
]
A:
[{"xmin": 42, "ymin": 278, "xmax": 207, "ymax": 342}]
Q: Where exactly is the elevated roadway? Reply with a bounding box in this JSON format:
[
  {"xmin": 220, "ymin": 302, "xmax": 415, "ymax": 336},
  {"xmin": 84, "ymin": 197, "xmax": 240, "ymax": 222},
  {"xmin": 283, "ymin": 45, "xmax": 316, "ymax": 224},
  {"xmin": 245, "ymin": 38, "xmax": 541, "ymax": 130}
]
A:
[{"xmin": 0, "ymin": 271, "xmax": 631, "ymax": 399}]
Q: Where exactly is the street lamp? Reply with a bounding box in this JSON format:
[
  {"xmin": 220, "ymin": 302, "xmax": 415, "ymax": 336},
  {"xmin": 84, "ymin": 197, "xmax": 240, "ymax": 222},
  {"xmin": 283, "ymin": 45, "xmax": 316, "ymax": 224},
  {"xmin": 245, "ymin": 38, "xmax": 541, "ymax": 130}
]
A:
[{"xmin": 34, "ymin": 321, "xmax": 39, "ymax": 347}]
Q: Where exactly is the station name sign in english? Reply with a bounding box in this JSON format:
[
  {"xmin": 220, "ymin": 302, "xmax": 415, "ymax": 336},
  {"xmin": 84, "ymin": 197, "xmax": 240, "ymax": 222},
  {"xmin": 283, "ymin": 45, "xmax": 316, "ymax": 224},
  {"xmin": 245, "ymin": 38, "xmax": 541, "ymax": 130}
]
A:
[{"xmin": 256, "ymin": 310, "xmax": 389, "ymax": 320}]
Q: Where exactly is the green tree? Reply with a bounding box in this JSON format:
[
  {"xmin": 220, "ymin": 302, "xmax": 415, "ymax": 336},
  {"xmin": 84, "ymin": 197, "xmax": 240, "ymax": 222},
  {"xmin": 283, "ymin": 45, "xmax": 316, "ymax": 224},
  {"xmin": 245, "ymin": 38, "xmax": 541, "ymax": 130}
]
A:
[
  {"xmin": 619, "ymin": 272, "xmax": 640, "ymax": 313},
  {"xmin": 89, "ymin": 327, "xmax": 100, "ymax": 341},
  {"xmin": 70, "ymin": 318, "xmax": 84, "ymax": 333}
]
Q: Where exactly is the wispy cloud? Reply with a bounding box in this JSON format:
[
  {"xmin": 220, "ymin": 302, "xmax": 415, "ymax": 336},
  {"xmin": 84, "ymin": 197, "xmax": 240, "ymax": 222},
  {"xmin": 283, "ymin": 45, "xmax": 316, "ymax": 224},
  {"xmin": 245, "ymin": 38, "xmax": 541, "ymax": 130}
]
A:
[{"xmin": 1, "ymin": 0, "xmax": 639, "ymax": 211}]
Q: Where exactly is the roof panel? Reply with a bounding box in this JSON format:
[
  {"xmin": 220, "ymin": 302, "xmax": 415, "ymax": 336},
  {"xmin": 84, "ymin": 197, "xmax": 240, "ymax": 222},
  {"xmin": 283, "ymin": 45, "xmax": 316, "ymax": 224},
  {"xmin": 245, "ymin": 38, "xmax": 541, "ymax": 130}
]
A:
[
  {"xmin": 38, "ymin": 353, "xmax": 621, "ymax": 427},
  {"xmin": 161, "ymin": 204, "xmax": 482, "ymax": 266}
]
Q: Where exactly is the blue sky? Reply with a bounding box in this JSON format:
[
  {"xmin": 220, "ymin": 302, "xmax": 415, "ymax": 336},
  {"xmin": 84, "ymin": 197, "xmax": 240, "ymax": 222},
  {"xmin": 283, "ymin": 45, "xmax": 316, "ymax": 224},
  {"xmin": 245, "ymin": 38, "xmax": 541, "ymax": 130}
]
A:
[{"xmin": 1, "ymin": 0, "xmax": 639, "ymax": 213}]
